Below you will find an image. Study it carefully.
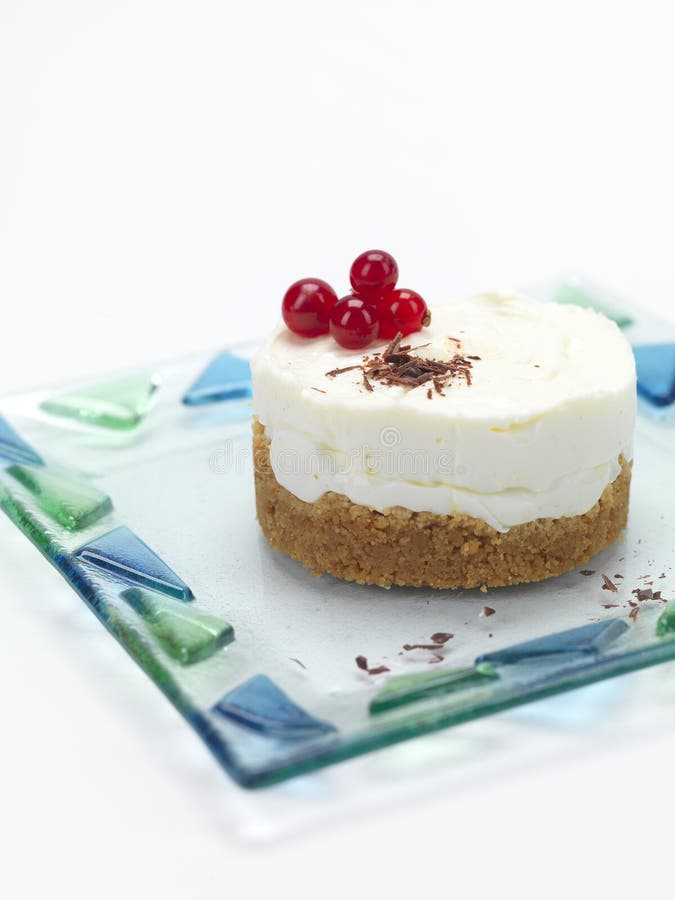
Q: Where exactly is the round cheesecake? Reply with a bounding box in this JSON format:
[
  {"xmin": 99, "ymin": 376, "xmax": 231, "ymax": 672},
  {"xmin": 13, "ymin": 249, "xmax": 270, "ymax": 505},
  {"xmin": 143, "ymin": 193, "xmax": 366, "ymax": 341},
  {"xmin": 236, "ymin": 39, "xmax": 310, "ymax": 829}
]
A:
[{"xmin": 251, "ymin": 291, "xmax": 636, "ymax": 589}]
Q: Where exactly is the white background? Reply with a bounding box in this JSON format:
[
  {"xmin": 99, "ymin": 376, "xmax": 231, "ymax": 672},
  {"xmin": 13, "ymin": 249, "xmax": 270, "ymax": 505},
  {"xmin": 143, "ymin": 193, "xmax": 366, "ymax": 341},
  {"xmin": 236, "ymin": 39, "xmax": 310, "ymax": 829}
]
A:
[{"xmin": 1, "ymin": 1, "xmax": 674, "ymax": 897}]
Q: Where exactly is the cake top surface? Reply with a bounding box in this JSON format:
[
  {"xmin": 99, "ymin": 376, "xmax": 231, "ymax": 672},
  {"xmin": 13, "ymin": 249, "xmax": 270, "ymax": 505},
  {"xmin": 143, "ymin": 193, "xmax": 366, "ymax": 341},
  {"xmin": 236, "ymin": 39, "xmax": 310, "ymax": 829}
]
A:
[{"xmin": 254, "ymin": 291, "xmax": 636, "ymax": 422}]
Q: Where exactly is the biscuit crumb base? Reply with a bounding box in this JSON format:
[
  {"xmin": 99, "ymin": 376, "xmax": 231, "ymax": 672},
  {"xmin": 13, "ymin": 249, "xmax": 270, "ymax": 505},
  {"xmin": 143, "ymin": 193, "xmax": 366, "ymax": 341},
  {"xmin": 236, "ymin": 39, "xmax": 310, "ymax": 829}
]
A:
[{"xmin": 252, "ymin": 421, "xmax": 631, "ymax": 590}]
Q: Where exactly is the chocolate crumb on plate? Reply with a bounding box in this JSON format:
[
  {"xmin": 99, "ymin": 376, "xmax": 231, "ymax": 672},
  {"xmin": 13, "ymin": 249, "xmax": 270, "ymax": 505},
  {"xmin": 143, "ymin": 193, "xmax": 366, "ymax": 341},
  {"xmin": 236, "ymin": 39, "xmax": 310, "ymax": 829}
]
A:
[
  {"xmin": 603, "ymin": 603, "xmax": 620, "ymax": 609},
  {"xmin": 601, "ymin": 574, "xmax": 618, "ymax": 592},
  {"xmin": 632, "ymin": 588, "xmax": 653, "ymax": 601},
  {"xmin": 629, "ymin": 606, "xmax": 640, "ymax": 622},
  {"xmin": 481, "ymin": 606, "xmax": 496, "ymax": 617},
  {"xmin": 430, "ymin": 632, "xmax": 454, "ymax": 644},
  {"xmin": 403, "ymin": 643, "xmax": 445, "ymax": 651},
  {"xmin": 580, "ymin": 570, "xmax": 596, "ymax": 576},
  {"xmin": 355, "ymin": 655, "xmax": 390, "ymax": 675},
  {"xmin": 289, "ymin": 657, "xmax": 307, "ymax": 669}
]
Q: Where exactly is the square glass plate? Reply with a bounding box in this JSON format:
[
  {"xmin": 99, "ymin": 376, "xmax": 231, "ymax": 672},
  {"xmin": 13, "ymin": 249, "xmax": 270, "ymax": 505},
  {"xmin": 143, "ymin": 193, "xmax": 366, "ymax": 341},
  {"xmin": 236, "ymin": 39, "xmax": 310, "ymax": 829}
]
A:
[{"xmin": 1, "ymin": 279, "xmax": 675, "ymax": 788}]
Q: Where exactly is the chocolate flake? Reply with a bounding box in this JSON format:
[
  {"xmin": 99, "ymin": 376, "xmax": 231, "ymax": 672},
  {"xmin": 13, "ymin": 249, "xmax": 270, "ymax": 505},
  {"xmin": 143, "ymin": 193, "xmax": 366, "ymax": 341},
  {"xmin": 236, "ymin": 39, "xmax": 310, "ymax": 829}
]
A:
[
  {"xmin": 654, "ymin": 591, "xmax": 663, "ymax": 600},
  {"xmin": 362, "ymin": 372, "xmax": 373, "ymax": 392},
  {"xmin": 326, "ymin": 364, "xmax": 363, "ymax": 378},
  {"xmin": 430, "ymin": 632, "xmax": 454, "ymax": 644},
  {"xmin": 614, "ymin": 574, "xmax": 624, "ymax": 579},
  {"xmin": 580, "ymin": 570, "xmax": 596, "ymax": 576},
  {"xmin": 602, "ymin": 603, "xmax": 620, "ymax": 609},
  {"xmin": 481, "ymin": 606, "xmax": 496, "ymax": 617},
  {"xmin": 629, "ymin": 606, "xmax": 640, "ymax": 622},
  {"xmin": 289, "ymin": 657, "xmax": 307, "ymax": 669},
  {"xmin": 632, "ymin": 588, "xmax": 653, "ymax": 601},
  {"xmin": 311, "ymin": 387, "xmax": 327, "ymax": 394},
  {"xmin": 403, "ymin": 643, "xmax": 445, "ymax": 651},
  {"xmin": 428, "ymin": 655, "xmax": 444, "ymax": 664},
  {"xmin": 601, "ymin": 574, "xmax": 618, "ymax": 592},
  {"xmin": 355, "ymin": 654, "xmax": 390, "ymax": 675}
]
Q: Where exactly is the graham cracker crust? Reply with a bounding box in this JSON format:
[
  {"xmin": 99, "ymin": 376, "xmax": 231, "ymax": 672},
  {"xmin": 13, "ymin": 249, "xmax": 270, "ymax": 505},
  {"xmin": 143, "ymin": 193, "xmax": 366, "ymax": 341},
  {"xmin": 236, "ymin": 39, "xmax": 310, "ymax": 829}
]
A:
[{"xmin": 252, "ymin": 421, "xmax": 631, "ymax": 589}]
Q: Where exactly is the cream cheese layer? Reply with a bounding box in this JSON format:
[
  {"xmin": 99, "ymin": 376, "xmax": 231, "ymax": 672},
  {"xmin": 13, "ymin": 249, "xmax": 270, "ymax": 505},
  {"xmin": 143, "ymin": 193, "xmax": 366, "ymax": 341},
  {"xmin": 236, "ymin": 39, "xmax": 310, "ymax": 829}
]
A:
[{"xmin": 251, "ymin": 292, "xmax": 636, "ymax": 531}]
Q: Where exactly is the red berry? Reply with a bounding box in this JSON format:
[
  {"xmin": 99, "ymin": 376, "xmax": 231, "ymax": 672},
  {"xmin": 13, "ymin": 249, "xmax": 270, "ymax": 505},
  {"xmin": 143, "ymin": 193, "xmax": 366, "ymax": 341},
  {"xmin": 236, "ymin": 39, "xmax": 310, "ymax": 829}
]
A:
[
  {"xmin": 377, "ymin": 288, "xmax": 429, "ymax": 339},
  {"xmin": 329, "ymin": 295, "xmax": 379, "ymax": 349},
  {"xmin": 349, "ymin": 250, "xmax": 399, "ymax": 301},
  {"xmin": 282, "ymin": 278, "xmax": 338, "ymax": 337}
]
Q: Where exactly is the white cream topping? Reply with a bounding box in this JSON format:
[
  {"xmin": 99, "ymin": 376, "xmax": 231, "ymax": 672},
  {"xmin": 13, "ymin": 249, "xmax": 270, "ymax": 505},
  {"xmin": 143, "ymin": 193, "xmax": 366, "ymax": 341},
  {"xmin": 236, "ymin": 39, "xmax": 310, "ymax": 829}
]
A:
[{"xmin": 251, "ymin": 292, "xmax": 636, "ymax": 531}]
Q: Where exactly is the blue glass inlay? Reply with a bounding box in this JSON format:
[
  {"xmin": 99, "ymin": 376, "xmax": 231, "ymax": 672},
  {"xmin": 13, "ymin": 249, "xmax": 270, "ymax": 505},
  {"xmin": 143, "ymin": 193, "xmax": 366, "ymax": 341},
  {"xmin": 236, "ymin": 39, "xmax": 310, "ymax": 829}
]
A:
[
  {"xmin": 476, "ymin": 619, "xmax": 628, "ymax": 665},
  {"xmin": 213, "ymin": 674, "xmax": 336, "ymax": 739},
  {"xmin": 0, "ymin": 416, "xmax": 44, "ymax": 467},
  {"xmin": 182, "ymin": 352, "xmax": 251, "ymax": 406},
  {"xmin": 633, "ymin": 343, "xmax": 675, "ymax": 407},
  {"xmin": 74, "ymin": 525, "xmax": 194, "ymax": 600}
]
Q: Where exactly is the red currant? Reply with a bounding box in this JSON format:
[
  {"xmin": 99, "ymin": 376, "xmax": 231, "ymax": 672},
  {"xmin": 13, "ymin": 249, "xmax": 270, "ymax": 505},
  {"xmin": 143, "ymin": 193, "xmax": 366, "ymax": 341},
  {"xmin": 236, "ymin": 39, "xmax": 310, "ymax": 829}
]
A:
[
  {"xmin": 282, "ymin": 278, "xmax": 338, "ymax": 337},
  {"xmin": 349, "ymin": 250, "xmax": 399, "ymax": 301},
  {"xmin": 329, "ymin": 295, "xmax": 379, "ymax": 349},
  {"xmin": 377, "ymin": 288, "xmax": 430, "ymax": 339}
]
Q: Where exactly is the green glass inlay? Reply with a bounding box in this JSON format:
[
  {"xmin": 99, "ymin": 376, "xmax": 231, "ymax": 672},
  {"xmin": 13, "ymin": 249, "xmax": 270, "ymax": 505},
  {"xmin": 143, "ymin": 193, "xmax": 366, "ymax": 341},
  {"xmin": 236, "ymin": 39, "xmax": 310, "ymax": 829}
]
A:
[
  {"xmin": 370, "ymin": 663, "xmax": 499, "ymax": 715},
  {"xmin": 105, "ymin": 605, "xmax": 185, "ymax": 698},
  {"xmin": 552, "ymin": 281, "xmax": 633, "ymax": 328},
  {"xmin": 40, "ymin": 373, "xmax": 160, "ymax": 430},
  {"xmin": 7, "ymin": 465, "xmax": 112, "ymax": 532},
  {"xmin": 0, "ymin": 485, "xmax": 54, "ymax": 552},
  {"xmin": 656, "ymin": 602, "xmax": 675, "ymax": 638},
  {"xmin": 122, "ymin": 588, "xmax": 235, "ymax": 665}
]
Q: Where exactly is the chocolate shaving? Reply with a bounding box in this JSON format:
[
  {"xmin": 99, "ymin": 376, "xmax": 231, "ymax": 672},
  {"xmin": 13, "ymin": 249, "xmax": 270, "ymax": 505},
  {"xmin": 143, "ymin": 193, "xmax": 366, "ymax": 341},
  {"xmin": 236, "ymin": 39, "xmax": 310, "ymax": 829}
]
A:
[
  {"xmin": 629, "ymin": 606, "xmax": 640, "ymax": 622},
  {"xmin": 289, "ymin": 657, "xmax": 307, "ymax": 669},
  {"xmin": 632, "ymin": 588, "xmax": 653, "ymax": 601},
  {"xmin": 326, "ymin": 331, "xmax": 477, "ymax": 394},
  {"xmin": 580, "ymin": 570, "xmax": 596, "ymax": 576},
  {"xmin": 430, "ymin": 632, "xmax": 454, "ymax": 644},
  {"xmin": 355, "ymin": 655, "xmax": 390, "ymax": 675},
  {"xmin": 614, "ymin": 574, "xmax": 624, "ymax": 579},
  {"xmin": 602, "ymin": 603, "xmax": 619, "ymax": 609},
  {"xmin": 601, "ymin": 574, "xmax": 618, "ymax": 592},
  {"xmin": 403, "ymin": 643, "xmax": 445, "ymax": 651},
  {"xmin": 311, "ymin": 387, "xmax": 327, "ymax": 394},
  {"xmin": 427, "ymin": 388, "xmax": 432, "ymax": 400},
  {"xmin": 481, "ymin": 606, "xmax": 496, "ymax": 617},
  {"xmin": 654, "ymin": 591, "xmax": 663, "ymax": 600},
  {"xmin": 428, "ymin": 655, "xmax": 444, "ymax": 664},
  {"xmin": 326, "ymin": 364, "xmax": 362, "ymax": 378}
]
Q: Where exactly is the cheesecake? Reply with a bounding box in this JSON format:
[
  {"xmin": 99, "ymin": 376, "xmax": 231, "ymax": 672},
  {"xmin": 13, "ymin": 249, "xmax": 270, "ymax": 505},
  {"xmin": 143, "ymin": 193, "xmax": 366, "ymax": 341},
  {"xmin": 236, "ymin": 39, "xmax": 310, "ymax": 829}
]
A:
[{"xmin": 251, "ymin": 291, "xmax": 636, "ymax": 589}]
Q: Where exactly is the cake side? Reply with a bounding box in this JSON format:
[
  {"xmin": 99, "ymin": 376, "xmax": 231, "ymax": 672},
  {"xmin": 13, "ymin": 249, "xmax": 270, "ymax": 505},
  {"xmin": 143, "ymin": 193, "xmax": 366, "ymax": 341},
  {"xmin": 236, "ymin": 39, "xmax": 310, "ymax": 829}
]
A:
[{"xmin": 253, "ymin": 420, "xmax": 632, "ymax": 589}]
